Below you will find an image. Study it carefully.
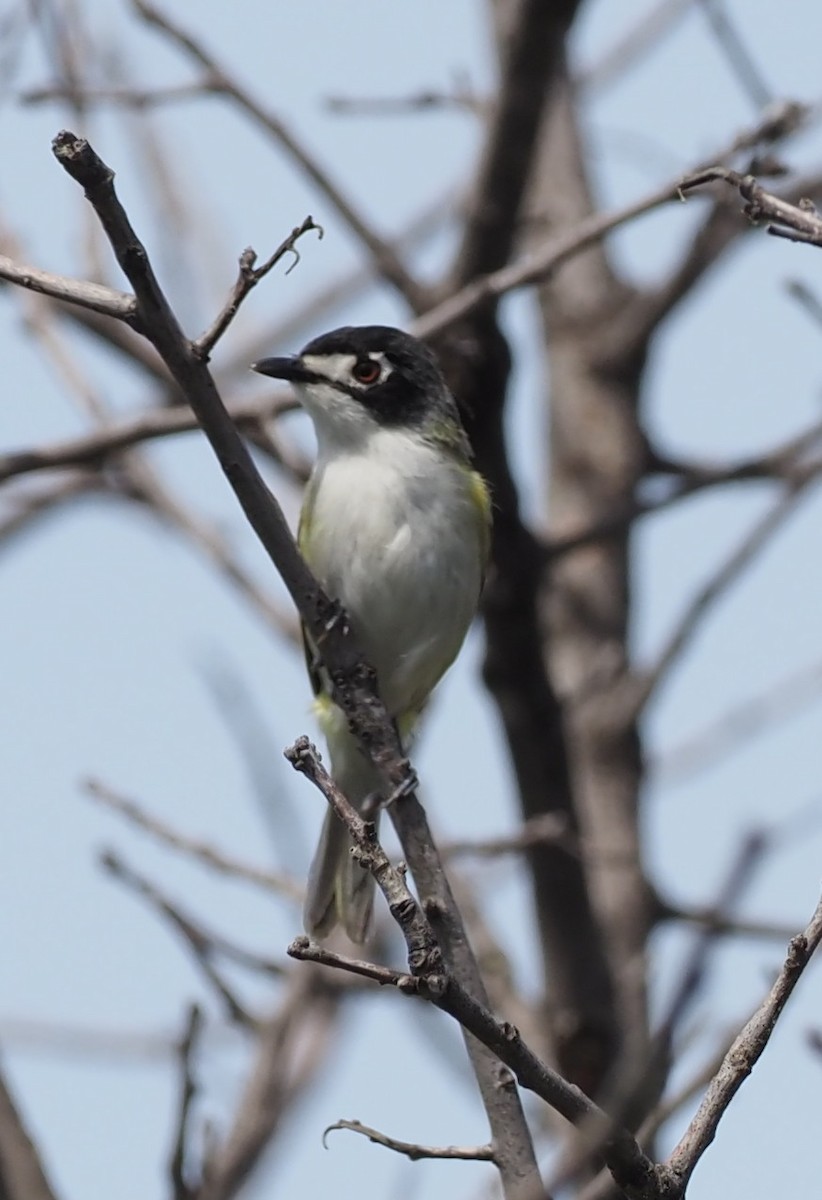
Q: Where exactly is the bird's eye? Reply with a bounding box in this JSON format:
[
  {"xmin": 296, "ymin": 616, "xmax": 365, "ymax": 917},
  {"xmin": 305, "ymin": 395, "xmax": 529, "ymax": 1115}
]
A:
[{"xmin": 352, "ymin": 357, "xmax": 381, "ymax": 385}]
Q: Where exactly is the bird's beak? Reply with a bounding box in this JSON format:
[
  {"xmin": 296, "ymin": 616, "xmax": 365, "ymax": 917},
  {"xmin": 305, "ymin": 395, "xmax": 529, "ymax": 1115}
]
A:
[{"xmin": 251, "ymin": 355, "xmax": 314, "ymax": 383}]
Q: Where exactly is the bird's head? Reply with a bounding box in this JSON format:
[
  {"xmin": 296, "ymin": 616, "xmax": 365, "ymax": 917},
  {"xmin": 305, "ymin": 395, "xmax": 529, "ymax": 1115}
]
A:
[{"xmin": 252, "ymin": 325, "xmax": 468, "ymax": 456}]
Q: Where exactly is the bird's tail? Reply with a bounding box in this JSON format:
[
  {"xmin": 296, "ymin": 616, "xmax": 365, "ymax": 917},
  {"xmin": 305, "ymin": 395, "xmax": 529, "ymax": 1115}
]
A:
[{"xmin": 303, "ymin": 702, "xmax": 382, "ymax": 942}]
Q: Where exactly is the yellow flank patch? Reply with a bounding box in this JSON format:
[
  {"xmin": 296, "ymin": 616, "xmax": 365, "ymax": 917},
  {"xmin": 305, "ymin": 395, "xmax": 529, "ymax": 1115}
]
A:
[
  {"xmin": 469, "ymin": 469, "xmax": 492, "ymax": 566},
  {"xmin": 312, "ymin": 692, "xmax": 420, "ymax": 750}
]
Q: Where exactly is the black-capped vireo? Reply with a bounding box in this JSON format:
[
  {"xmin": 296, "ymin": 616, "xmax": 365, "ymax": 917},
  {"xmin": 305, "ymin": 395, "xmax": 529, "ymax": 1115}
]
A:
[{"xmin": 253, "ymin": 325, "xmax": 490, "ymax": 941}]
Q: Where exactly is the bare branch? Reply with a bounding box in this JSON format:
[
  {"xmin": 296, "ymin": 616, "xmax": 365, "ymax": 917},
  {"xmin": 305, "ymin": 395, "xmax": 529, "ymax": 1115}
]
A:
[
  {"xmin": 452, "ymin": 0, "xmax": 581, "ymax": 284},
  {"xmin": 200, "ymin": 970, "xmax": 342, "ymax": 1200},
  {"xmin": 634, "ymin": 474, "xmax": 821, "ymax": 712},
  {"xmin": 546, "ymin": 834, "xmax": 765, "ymax": 1198},
  {"xmin": 218, "ymin": 189, "xmax": 457, "ymax": 376},
  {"xmin": 653, "ymin": 656, "xmax": 822, "ymax": 785},
  {"xmin": 284, "ymin": 737, "xmax": 441, "ymax": 972},
  {"xmin": 0, "ymin": 472, "xmax": 105, "ymax": 549},
  {"xmin": 545, "ymin": 413, "xmax": 822, "ymax": 559},
  {"xmin": 666, "ymin": 893, "xmax": 822, "ymax": 1191},
  {"xmin": 661, "ymin": 901, "xmax": 801, "ymax": 943},
  {"xmin": 681, "ymin": 164, "xmax": 822, "ymax": 248},
  {"xmin": 578, "ymin": 0, "xmax": 693, "ymax": 95},
  {"xmin": 0, "ymin": 394, "xmax": 296, "ymax": 486},
  {"xmin": 168, "ymin": 1005, "xmax": 203, "ymax": 1200},
  {"xmin": 0, "ymin": 252, "xmax": 136, "ymax": 321},
  {"xmin": 578, "ymin": 1014, "xmax": 761, "ymax": 1200},
  {"xmin": 442, "ymin": 814, "xmax": 573, "ymax": 860},
  {"xmin": 193, "ymin": 217, "xmax": 323, "ymax": 359},
  {"xmin": 416, "ymin": 102, "xmax": 810, "ymax": 341},
  {"xmin": 131, "ymin": 0, "xmax": 428, "ymax": 309},
  {"xmin": 86, "ymin": 778, "xmax": 302, "ymax": 902},
  {"xmin": 284, "ymin": 738, "xmax": 663, "ymax": 1200},
  {"xmin": 51, "ymin": 130, "xmax": 540, "ymax": 1198},
  {"xmin": 696, "ymin": 0, "xmax": 773, "ymax": 112},
  {"xmin": 100, "ymin": 849, "xmax": 260, "ymax": 1023},
  {"xmin": 323, "ymin": 1118, "xmax": 495, "ymax": 1163},
  {"xmin": 325, "ymin": 82, "xmax": 485, "ymax": 119},
  {"xmin": 23, "ymin": 81, "xmax": 216, "ymax": 108},
  {"xmin": 0, "ymin": 1061, "xmax": 61, "ymax": 1200},
  {"xmin": 288, "ymin": 938, "xmax": 436, "ymax": 991},
  {"xmin": 417, "ymin": 176, "xmax": 687, "ymax": 338}
]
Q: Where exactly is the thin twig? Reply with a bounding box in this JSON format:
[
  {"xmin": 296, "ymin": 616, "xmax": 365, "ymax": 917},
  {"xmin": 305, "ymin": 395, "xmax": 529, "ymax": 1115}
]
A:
[
  {"xmin": 416, "ymin": 102, "xmax": 810, "ymax": 340},
  {"xmin": 100, "ymin": 849, "xmax": 259, "ymax": 1023},
  {"xmin": 546, "ymin": 834, "xmax": 766, "ymax": 1197},
  {"xmin": 661, "ymin": 902, "xmax": 801, "ymax": 944},
  {"xmin": 0, "ymin": 393, "xmax": 297, "ymax": 486},
  {"xmin": 284, "ymin": 738, "xmax": 663, "ymax": 1200},
  {"xmin": 322, "ymin": 1118, "xmax": 495, "ymax": 1163},
  {"xmin": 654, "ymin": 655, "xmax": 822, "ymax": 784},
  {"xmin": 546, "ymin": 413, "xmax": 822, "ymax": 559},
  {"xmin": 696, "ymin": 0, "xmax": 773, "ymax": 113},
  {"xmin": 193, "ymin": 218, "xmax": 322, "ymax": 358},
  {"xmin": 441, "ymin": 814, "xmax": 573, "ymax": 860},
  {"xmin": 0, "ymin": 252, "xmax": 136, "ymax": 320},
  {"xmin": 0, "ymin": 472, "xmax": 105, "ymax": 548},
  {"xmin": 216, "ymin": 188, "xmax": 457, "ymax": 376},
  {"xmin": 634, "ymin": 474, "xmax": 820, "ymax": 712},
  {"xmin": 325, "ymin": 84, "xmax": 485, "ymax": 119},
  {"xmin": 199, "ymin": 970, "xmax": 342, "ymax": 1200},
  {"xmin": 168, "ymin": 1004, "xmax": 203, "ymax": 1200},
  {"xmin": 132, "ymin": 0, "xmax": 427, "ymax": 310},
  {"xmin": 680, "ymin": 164, "xmax": 822, "ymax": 248},
  {"xmin": 0, "ymin": 1062, "xmax": 62, "ymax": 1200},
  {"xmin": 23, "ymin": 81, "xmax": 217, "ymax": 108},
  {"xmin": 666, "ymin": 894, "xmax": 822, "ymax": 1191},
  {"xmin": 86, "ymin": 778, "xmax": 302, "ymax": 900}
]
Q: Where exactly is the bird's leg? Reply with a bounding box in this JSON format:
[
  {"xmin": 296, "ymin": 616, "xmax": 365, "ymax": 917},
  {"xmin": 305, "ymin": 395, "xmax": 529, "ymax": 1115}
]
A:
[{"xmin": 383, "ymin": 764, "xmax": 419, "ymax": 807}]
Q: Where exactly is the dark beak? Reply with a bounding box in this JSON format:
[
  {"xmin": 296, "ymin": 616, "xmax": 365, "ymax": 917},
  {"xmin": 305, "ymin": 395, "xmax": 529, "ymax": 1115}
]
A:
[{"xmin": 251, "ymin": 355, "xmax": 313, "ymax": 383}]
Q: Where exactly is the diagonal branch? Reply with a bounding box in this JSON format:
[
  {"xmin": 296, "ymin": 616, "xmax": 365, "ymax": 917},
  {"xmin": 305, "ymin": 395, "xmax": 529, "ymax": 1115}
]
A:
[
  {"xmin": 622, "ymin": 168, "xmax": 822, "ymax": 341},
  {"xmin": 193, "ymin": 217, "xmax": 322, "ymax": 358},
  {"xmin": 0, "ymin": 1061, "xmax": 61, "ymax": 1200},
  {"xmin": 666, "ymin": 893, "xmax": 822, "ymax": 1192},
  {"xmin": 451, "ymin": 0, "xmax": 581, "ymax": 284},
  {"xmin": 284, "ymin": 737, "xmax": 662, "ymax": 1200},
  {"xmin": 654, "ymin": 655, "xmax": 822, "ymax": 785},
  {"xmin": 0, "ymin": 393, "xmax": 296, "ymax": 486},
  {"xmin": 0, "ymin": 252, "xmax": 136, "ymax": 320},
  {"xmin": 417, "ymin": 102, "xmax": 811, "ymax": 342},
  {"xmin": 200, "ymin": 970, "xmax": 341, "ymax": 1200},
  {"xmin": 132, "ymin": 0, "xmax": 428, "ymax": 310},
  {"xmin": 100, "ymin": 850, "xmax": 259, "ymax": 1024},
  {"xmin": 168, "ymin": 1004, "xmax": 203, "ymax": 1200},
  {"xmin": 86, "ymin": 777, "xmax": 302, "ymax": 901},
  {"xmin": 696, "ymin": 0, "xmax": 773, "ymax": 113},
  {"xmin": 634, "ymin": 472, "xmax": 821, "ymax": 713},
  {"xmin": 50, "ymin": 128, "xmax": 540, "ymax": 1200}
]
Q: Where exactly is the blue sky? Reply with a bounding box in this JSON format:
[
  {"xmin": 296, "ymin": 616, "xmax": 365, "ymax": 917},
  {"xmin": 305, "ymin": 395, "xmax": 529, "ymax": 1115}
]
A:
[{"xmin": 2, "ymin": 3, "xmax": 822, "ymax": 1199}]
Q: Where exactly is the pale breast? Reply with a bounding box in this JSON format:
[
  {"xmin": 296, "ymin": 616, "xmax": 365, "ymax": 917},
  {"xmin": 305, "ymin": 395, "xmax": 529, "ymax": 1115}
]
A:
[{"xmin": 303, "ymin": 431, "xmax": 483, "ymax": 717}]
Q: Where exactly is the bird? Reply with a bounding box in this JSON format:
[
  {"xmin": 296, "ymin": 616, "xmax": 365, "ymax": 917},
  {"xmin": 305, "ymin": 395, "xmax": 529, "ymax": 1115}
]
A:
[{"xmin": 252, "ymin": 325, "xmax": 491, "ymax": 941}]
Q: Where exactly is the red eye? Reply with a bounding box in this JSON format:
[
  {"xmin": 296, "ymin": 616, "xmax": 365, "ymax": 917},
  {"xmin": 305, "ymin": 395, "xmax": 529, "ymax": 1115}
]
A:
[{"xmin": 352, "ymin": 358, "xmax": 381, "ymax": 385}]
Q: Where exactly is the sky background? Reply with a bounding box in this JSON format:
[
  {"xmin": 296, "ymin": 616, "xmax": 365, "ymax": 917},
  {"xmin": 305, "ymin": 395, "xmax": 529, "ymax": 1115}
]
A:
[{"xmin": 2, "ymin": 2, "xmax": 822, "ymax": 1199}]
